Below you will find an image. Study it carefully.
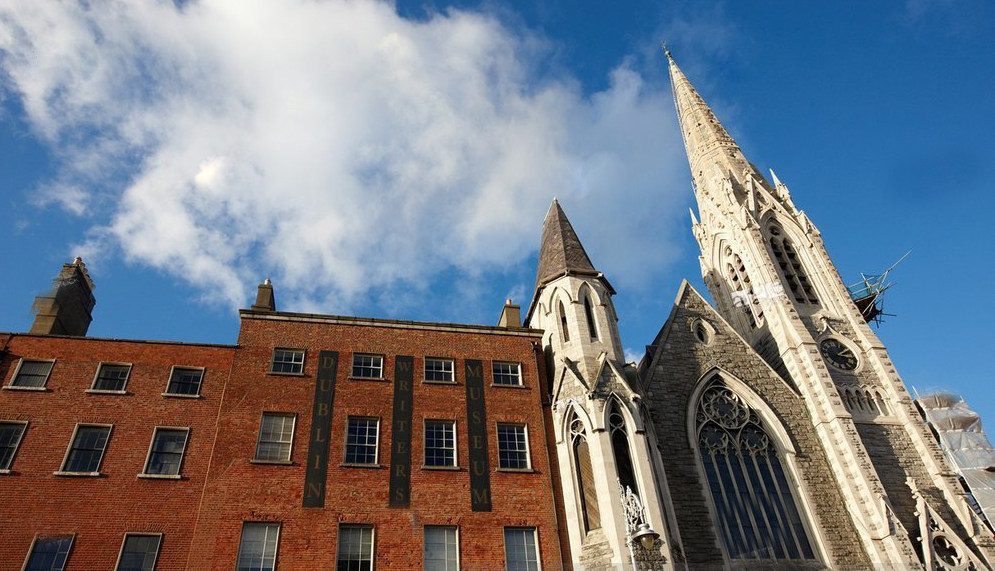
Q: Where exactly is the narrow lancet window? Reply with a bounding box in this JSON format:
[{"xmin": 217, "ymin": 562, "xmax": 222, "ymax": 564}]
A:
[
  {"xmin": 558, "ymin": 301, "xmax": 570, "ymax": 342},
  {"xmin": 725, "ymin": 247, "xmax": 763, "ymax": 328},
  {"xmin": 570, "ymin": 415, "xmax": 601, "ymax": 532},
  {"xmin": 769, "ymin": 226, "xmax": 818, "ymax": 304},
  {"xmin": 695, "ymin": 379, "xmax": 816, "ymax": 561},
  {"xmin": 583, "ymin": 294, "xmax": 598, "ymax": 340},
  {"xmin": 608, "ymin": 401, "xmax": 638, "ymax": 496}
]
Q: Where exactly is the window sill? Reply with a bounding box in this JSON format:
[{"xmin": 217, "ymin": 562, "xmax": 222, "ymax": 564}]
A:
[
  {"xmin": 161, "ymin": 392, "xmax": 202, "ymax": 399},
  {"xmin": 340, "ymin": 462, "xmax": 384, "ymax": 469},
  {"xmin": 2, "ymin": 385, "xmax": 48, "ymax": 392},
  {"xmin": 0, "ymin": 469, "xmax": 12, "ymax": 475},
  {"xmin": 250, "ymin": 459, "xmax": 294, "ymax": 465},
  {"xmin": 422, "ymin": 465, "xmax": 461, "ymax": 471},
  {"xmin": 348, "ymin": 376, "xmax": 390, "ymax": 383},
  {"xmin": 496, "ymin": 467, "xmax": 536, "ymax": 473},
  {"xmin": 422, "ymin": 380, "xmax": 458, "ymax": 386},
  {"xmin": 53, "ymin": 471, "xmax": 102, "ymax": 477},
  {"xmin": 490, "ymin": 383, "xmax": 528, "ymax": 389},
  {"xmin": 86, "ymin": 389, "xmax": 128, "ymax": 395},
  {"xmin": 267, "ymin": 371, "xmax": 306, "ymax": 377},
  {"xmin": 137, "ymin": 473, "xmax": 182, "ymax": 479}
]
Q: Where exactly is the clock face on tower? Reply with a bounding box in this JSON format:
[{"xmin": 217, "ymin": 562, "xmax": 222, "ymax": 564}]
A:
[{"xmin": 819, "ymin": 338, "xmax": 858, "ymax": 371}]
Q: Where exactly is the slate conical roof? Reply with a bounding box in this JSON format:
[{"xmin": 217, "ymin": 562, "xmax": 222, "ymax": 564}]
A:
[{"xmin": 535, "ymin": 199, "xmax": 597, "ymax": 289}]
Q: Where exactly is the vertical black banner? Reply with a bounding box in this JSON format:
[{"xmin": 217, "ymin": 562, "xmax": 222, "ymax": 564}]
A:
[
  {"xmin": 465, "ymin": 359, "xmax": 492, "ymax": 511},
  {"xmin": 389, "ymin": 355, "xmax": 414, "ymax": 507},
  {"xmin": 303, "ymin": 350, "xmax": 338, "ymax": 508}
]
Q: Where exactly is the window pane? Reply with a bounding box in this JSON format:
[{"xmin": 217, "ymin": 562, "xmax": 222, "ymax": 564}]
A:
[
  {"xmin": 424, "ymin": 526, "xmax": 458, "ymax": 571},
  {"xmin": 145, "ymin": 429, "xmax": 188, "ymax": 475},
  {"xmin": 492, "ymin": 362, "xmax": 521, "ymax": 386},
  {"xmin": 271, "ymin": 349, "xmax": 304, "ymax": 374},
  {"xmin": 352, "ymin": 355, "xmax": 383, "ymax": 378},
  {"xmin": 64, "ymin": 426, "xmax": 110, "ymax": 473},
  {"xmin": 425, "ymin": 421, "xmax": 455, "ymax": 467},
  {"xmin": 117, "ymin": 535, "xmax": 161, "ymax": 571},
  {"xmin": 497, "ymin": 424, "xmax": 528, "ymax": 469},
  {"xmin": 25, "ymin": 536, "xmax": 73, "ymax": 571},
  {"xmin": 337, "ymin": 525, "xmax": 374, "ymax": 571},
  {"xmin": 236, "ymin": 523, "xmax": 280, "ymax": 571},
  {"xmin": 504, "ymin": 528, "xmax": 539, "ymax": 571},
  {"xmin": 425, "ymin": 358, "xmax": 454, "ymax": 382},
  {"xmin": 166, "ymin": 368, "xmax": 203, "ymax": 395},
  {"xmin": 0, "ymin": 422, "xmax": 27, "ymax": 470},
  {"xmin": 13, "ymin": 360, "xmax": 53, "ymax": 388},
  {"xmin": 255, "ymin": 414, "xmax": 294, "ymax": 462},
  {"xmin": 345, "ymin": 418, "xmax": 378, "ymax": 464},
  {"xmin": 94, "ymin": 364, "xmax": 130, "ymax": 391}
]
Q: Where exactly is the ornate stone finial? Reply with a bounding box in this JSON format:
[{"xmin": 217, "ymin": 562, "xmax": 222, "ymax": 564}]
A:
[
  {"xmin": 264, "ymin": 278, "xmax": 272, "ymax": 285},
  {"xmin": 661, "ymin": 41, "xmax": 672, "ymax": 59},
  {"xmin": 73, "ymin": 256, "xmax": 83, "ymax": 265}
]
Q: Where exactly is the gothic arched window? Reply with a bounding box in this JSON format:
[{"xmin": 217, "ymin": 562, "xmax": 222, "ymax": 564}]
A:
[
  {"xmin": 768, "ymin": 226, "xmax": 818, "ymax": 304},
  {"xmin": 724, "ymin": 247, "xmax": 764, "ymax": 328},
  {"xmin": 558, "ymin": 300, "xmax": 570, "ymax": 342},
  {"xmin": 609, "ymin": 401, "xmax": 638, "ymax": 497},
  {"xmin": 695, "ymin": 379, "xmax": 816, "ymax": 561},
  {"xmin": 570, "ymin": 415, "xmax": 601, "ymax": 532},
  {"xmin": 583, "ymin": 294, "xmax": 599, "ymax": 341}
]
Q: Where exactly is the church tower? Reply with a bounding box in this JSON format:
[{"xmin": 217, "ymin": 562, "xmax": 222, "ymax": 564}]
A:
[
  {"xmin": 667, "ymin": 49, "xmax": 995, "ymax": 568},
  {"xmin": 526, "ymin": 200, "xmax": 679, "ymax": 570}
]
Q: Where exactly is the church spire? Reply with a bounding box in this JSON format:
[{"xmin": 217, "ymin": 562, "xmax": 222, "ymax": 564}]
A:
[
  {"xmin": 666, "ymin": 50, "xmax": 754, "ymax": 194},
  {"xmin": 535, "ymin": 199, "xmax": 597, "ymax": 290}
]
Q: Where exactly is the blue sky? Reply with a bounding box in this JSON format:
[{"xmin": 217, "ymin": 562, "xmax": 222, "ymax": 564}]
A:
[{"xmin": 1, "ymin": 1, "xmax": 993, "ymax": 420}]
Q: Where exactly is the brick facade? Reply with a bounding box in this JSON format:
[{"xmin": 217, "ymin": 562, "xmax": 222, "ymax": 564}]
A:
[{"xmin": 0, "ymin": 312, "xmax": 567, "ymax": 570}]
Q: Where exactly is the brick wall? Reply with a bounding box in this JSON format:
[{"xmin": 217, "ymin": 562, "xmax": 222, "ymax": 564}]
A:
[{"xmin": 0, "ymin": 333, "xmax": 235, "ymax": 570}]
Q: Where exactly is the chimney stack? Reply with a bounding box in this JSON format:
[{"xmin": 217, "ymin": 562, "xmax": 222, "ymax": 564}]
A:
[
  {"xmin": 30, "ymin": 257, "xmax": 96, "ymax": 337},
  {"xmin": 498, "ymin": 299, "xmax": 521, "ymax": 328},
  {"xmin": 251, "ymin": 278, "xmax": 277, "ymax": 312}
]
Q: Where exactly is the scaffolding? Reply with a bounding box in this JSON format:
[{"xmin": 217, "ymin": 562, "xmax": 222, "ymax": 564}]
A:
[
  {"xmin": 917, "ymin": 392, "xmax": 995, "ymax": 530},
  {"xmin": 847, "ymin": 251, "xmax": 910, "ymax": 325}
]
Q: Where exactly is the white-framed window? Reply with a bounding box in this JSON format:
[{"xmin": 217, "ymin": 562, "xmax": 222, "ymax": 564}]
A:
[
  {"xmin": 497, "ymin": 423, "xmax": 530, "ymax": 470},
  {"xmin": 255, "ymin": 413, "xmax": 296, "ymax": 463},
  {"xmin": 424, "ymin": 420, "xmax": 456, "ymax": 467},
  {"xmin": 114, "ymin": 534, "xmax": 162, "ymax": 571},
  {"xmin": 345, "ymin": 417, "xmax": 379, "ymax": 465},
  {"xmin": 142, "ymin": 427, "xmax": 189, "ymax": 476},
  {"xmin": 503, "ymin": 527, "xmax": 540, "ymax": 571},
  {"xmin": 695, "ymin": 379, "xmax": 816, "ymax": 561},
  {"xmin": 9, "ymin": 359, "xmax": 54, "ymax": 389},
  {"xmin": 270, "ymin": 348, "xmax": 305, "ymax": 374},
  {"xmin": 352, "ymin": 354, "xmax": 383, "ymax": 379},
  {"xmin": 236, "ymin": 522, "xmax": 280, "ymax": 571},
  {"xmin": 91, "ymin": 363, "xmax": 132, "ymax": 392},
  {"xmin": 336, "ymin": 524, "xmax": 374, "ymax": 571},
  {"xmin": 60, "ymin": 424, "xmax": 111, "ymax": 474},
  {"xmin": 425, "ymin": 358, "xmax": 455, "ymax": 383},
  {"xmin": 424, "ymin": 525, "xmax": 459, "ymax": 571},
  {"xmin": 492, "ymin": 362, "xmax": 522, "ymax": 386},
  {"xmin": 0, "ymin": 420, "xmax": 27, "ymax": 471},
  {"xmin": 23, "ymin": 535, "xmax": 74, "ymax": 571},
  {"xmin": 164, "ymin": 366, "xmax": 203, "ymax": 396}
]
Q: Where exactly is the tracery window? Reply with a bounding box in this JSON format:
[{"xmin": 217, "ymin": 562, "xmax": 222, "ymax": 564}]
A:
[
  {"xmin": 695, "ymin": 380, "xmax": 816, "ymax": 561},
  {"xmin": 558, "ymin": 301, "xmax": 570, "ymax": 342},
  {"xmin": 725, "ymin": 247, "xmax": 764, "ymax": 328},
  {"xmin": 570, "ymin": 414, "xmax": 601, "ymax": 532},
  {"xmin": 608, "ymin": 401, "xmax": 638, "ymax": 497},
  {"xmin": 768, "ymin": 226, "xmax": 818, "ymax": 304}
]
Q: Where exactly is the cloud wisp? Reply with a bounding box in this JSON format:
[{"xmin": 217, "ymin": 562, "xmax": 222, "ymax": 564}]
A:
[{"xmin": 0, "ymin": 0, "xmax": 688, "ymax": 314}]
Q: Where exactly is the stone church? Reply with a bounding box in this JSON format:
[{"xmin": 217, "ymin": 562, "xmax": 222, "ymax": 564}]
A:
[
  {"xmin": 2, "ymin": 50, "xmax": 993, "ymax": 571},
  {"xmin": 524, "ymin": 51, "xmax": 995, "ymax": 570}
]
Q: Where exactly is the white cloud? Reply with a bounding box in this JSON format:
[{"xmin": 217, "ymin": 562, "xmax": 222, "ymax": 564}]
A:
[{"xmin": 0, "ymin": 0, "xmax": 689, "ymax": 313}]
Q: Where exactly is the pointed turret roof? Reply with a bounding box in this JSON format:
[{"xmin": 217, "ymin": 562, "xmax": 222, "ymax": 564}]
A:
[
  {"xmin": 535, "ymin": 199, "xmax": 597, "ymax": 289},
  {"xmin": 666, "ymin": 50, "xmax": 752, "ymax": 185}
]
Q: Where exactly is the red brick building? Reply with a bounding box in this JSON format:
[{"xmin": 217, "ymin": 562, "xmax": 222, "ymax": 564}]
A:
[{"xmin": 1, "ymin": 261, "xmax": 569, "ymax": 570}]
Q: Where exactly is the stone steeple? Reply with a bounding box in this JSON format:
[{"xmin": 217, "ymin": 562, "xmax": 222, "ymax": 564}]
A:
[{"xmin": 535, "ymin": 199, "xmax": 598, "ymax": 290}]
